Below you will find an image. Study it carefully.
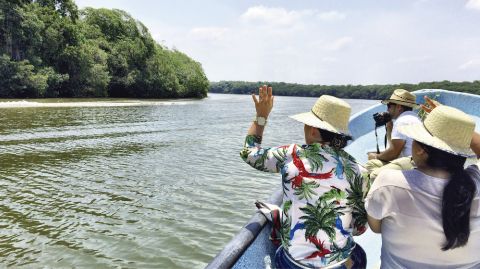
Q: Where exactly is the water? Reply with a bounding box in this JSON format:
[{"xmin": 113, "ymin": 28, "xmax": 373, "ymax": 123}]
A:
[{"xmin": 0, "ymin": 94, "xmax": 378, "ymax": 268}]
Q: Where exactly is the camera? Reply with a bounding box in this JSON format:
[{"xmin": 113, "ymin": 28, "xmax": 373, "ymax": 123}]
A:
[{"xmin": 373, "ymin": 112, "xmax": 391, "ymax": 127}]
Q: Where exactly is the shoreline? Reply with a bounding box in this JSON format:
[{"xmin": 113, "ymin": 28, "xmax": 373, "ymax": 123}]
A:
[{"xmin": 0, "ymin": 98, "xmax": 200, "ymax": 108}]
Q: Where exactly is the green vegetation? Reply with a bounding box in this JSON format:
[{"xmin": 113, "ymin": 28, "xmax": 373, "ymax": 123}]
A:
[
  {"xmin": 0, "ymin": 0, "xmax": 208, "ymax": 98},
  {"xmin": 210, "ymin": 80, "xmax": 480, "ymax": 99}
]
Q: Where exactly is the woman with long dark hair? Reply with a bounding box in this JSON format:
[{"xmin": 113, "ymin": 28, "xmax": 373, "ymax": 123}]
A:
[{"xmin": 365, "ymin": 104, "xmax": 480, "ymax": 268}]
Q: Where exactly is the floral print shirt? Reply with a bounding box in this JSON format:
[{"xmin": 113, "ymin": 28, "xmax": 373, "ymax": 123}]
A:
[{"xmin": 241, "ymin": 135, "xmax": 369, "ymax": 268}]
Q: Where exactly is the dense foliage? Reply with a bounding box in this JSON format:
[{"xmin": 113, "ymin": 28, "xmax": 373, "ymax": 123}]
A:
[
  {"xmin": 210, "ymin": 80, "xmax": 480, "ymax": 99},
  {"xmin": 0, "ymin": 0, "xmax": 208, "ymax": 98}
]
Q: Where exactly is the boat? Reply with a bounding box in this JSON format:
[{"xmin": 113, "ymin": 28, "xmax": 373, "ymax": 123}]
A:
[{"xmin": 206, "ymin": 89, "xmax": 480, "ymax": 269}]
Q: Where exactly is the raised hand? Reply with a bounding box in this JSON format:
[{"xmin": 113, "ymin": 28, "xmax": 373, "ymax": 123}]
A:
[
  {"xmin": 421, "ymin": 96, "xmax": 441, "ymax": 113},
  {"xmin": 252, "ymin": 85, "xmax": 274, "ymax": 118}
]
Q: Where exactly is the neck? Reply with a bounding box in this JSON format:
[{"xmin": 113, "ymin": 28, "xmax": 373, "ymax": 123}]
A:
[
  {"xmin": 310, "ymin": 140, "xmax": 329, "ymax": 145},
  {"xmin": 416, "ymin": 165, "xmax": 451, "ymax": 179}
]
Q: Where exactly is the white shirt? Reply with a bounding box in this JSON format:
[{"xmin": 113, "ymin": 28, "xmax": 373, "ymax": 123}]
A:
[
  {"xmin": 391, "ymin": 111, "xmax": 421, "ymax": 158},
  {"xmin": 365, "ymin": 168, "xmax": 480, "ymax": 269}
]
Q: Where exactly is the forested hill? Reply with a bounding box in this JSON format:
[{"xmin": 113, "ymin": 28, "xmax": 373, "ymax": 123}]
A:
[
  {"xmin": 0, "ymin": 1, "xmax": 209, "ymax": 98},
  {"xmin": 210, "ymin": 80, "xmax": 480, "ymax": 99}
]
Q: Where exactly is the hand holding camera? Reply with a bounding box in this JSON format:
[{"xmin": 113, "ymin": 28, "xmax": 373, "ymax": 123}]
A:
[
  {"xmin": 372, "ymin": 111, "xmax": 392, "ymax": 154},
  {"xmin": 373, "ymin": 112, "xmax": 392, "ymax": 127}
]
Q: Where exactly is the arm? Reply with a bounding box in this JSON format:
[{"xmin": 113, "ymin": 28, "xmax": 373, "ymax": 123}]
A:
[
  {"xmin": 247, "ymin": 85, "xmax": 273, "ymax": 137},
  {"xmin": 350, "ymin": 168, "xmax": 370, "ymax": 236},
  {"xmin": 241, "ymin": 85, "xmax": 287, "ymax": 172},
  {"xmin": 364, "ymin": 170, "xmax": 398, "ymax": 234},
  {"xmin": 471, "ymin": 132, "xmax": 480, "ymax": 157},
  {"xmin": 386, "ymin": 121, "xmax": 393, "ymax": 144},
  {"xmin": 370, "ymin": 139, "xmax": 405, "ymax": 161},
  {"xmin": 367, "ymin": 120, "xmax": 397, "ymax": 160},
  {"xmin": 367, "ymin": 215, "xmax": 382, "ymax": 233}
]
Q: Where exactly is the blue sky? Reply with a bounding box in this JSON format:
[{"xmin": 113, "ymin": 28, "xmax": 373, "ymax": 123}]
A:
[{"xmin": 75, "ymin": 0, "xmax": 480, "ymax": 85}]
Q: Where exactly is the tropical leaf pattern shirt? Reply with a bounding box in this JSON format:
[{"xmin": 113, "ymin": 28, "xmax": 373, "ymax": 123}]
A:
[{"xmin": 241, "ymin": 135, "xmax": 369, "ymax": 268}]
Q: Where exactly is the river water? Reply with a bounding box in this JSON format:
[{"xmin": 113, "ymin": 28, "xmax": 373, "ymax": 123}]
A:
[{"xmin": 0, "ymin": 94, "xmax": 378, "ymax": 268}]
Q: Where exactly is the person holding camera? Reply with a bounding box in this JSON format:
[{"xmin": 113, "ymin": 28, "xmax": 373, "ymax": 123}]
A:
[
  {"xmin": 366, "ymin": 89, "xmax": 422, "ymax": 180},
  {"xmin": 241, "ymin": 85, "xmax": 369, "ymax": 268}
]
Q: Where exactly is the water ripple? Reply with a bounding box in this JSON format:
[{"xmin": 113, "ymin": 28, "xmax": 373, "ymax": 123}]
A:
[{"xmin": 0, "ymin": 95, "xmax": 379, "ymax": 268}]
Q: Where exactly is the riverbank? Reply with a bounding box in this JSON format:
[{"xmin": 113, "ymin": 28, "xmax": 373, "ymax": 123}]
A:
[
  {"xmin": 0, "ymin": 98, "xmax": 201, "ymax": 108},
  {"xmin": 209, "ymin": 80, "xmax": 480, "ymax": 99}
]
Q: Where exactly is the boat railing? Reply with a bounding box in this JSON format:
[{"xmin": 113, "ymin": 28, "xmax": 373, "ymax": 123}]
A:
[{"xmin": 205, "ymin": 189, "xmax": 283, "ymax": 269}]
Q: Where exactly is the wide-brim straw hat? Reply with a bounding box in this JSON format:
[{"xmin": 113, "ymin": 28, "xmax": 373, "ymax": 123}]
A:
[
  {"xmin": 398, "ymin": 105, "xmax": 475, "ymax": 157},
  {"xmin": 381, "ymin": 89, "xmax": 419, "ymax": 108},
  {"xmin": 289, "ymin": 95, "xmax": 351, "ymax": 136}
]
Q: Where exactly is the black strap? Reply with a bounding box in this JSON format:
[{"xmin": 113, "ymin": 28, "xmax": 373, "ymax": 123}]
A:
[{"xmin": 384, "ymin": 125, "xmax": 388, "ymax": 150}]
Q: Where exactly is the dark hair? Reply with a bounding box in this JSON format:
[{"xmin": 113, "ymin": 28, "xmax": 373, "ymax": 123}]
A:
[
  {"xmin": 317, "ymin": 128, "xmax": 352, "ymax": 149},
  {"xmin": 418, "ymin": 142, "xmax": 476, "ymax": 250}
]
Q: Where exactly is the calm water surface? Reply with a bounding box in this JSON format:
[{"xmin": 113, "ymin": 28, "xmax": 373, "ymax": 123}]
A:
[{"xmin": 0, "ymin": 94, "xmax": 377, "ymax": 268}]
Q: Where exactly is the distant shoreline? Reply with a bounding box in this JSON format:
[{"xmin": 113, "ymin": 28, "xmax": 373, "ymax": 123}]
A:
[
  {"xmin": 0, "ymin": 98, "xmax": 200, "ymax": 108},
  {"xmin": 209, "ymin": 80, "xmax": 480, "ymax": 100}
]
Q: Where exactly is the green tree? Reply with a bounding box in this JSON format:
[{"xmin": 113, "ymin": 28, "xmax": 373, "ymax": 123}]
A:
[
  {"xmin": 57, "ymin": 41, "xmax": 110, "ymax": 97},
  {"xmin": 0, "ymin": 3, "xmax": 209, "ymax": 98},
  {"xmin": 0, "ymin": 54, "xmax": 48, "ymax": 97}
]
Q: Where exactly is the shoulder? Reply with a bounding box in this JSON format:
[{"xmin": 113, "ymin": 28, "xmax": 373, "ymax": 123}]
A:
[
  {"xmin": 396, "ymin": 111, "xmax": 422, "ymax": 125},
  {"xmin": 324, "ymin": 145, "xmax": 358, "ymax": 162},
  {"xmin": 278, "ymin": 143, "xmax": 301, "ymax": 151},
  {"xmin": 376, "ymin": 168, "xmax": 406, "ymax": 183},
  {"xmin": 370, "ymin": 169, "xmax": 411, "ymax": 193},
  {"xmin": 291, "ymin": 143, "xmax": 329, "ymax": 156}
]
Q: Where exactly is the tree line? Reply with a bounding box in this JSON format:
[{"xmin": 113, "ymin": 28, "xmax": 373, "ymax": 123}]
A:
[
  {"xmin": 0, "ymin": 0, "xmax": 209, "ymax": 98},
  {"xmin": 210, "ymin": 80, "xmax": 480, "ymax": 99}
]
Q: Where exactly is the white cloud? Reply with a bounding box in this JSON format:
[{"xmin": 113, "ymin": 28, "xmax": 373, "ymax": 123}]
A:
[
  {"xmin": 459, "ymin": 59, "xmax": 480, "ymax": 70},
  {"xmin": 322, "ymin": 37, "xmax": 353, "ymax": 51},
  {"xmin": 241, "ymin": 6, "xmax": 314, "ymax": 26},
  {"xmin": 320, "ymin": 57, "xmax": 338, "ymax": 63},
  {"xmin": 413, "ymin": 0, "xmax": 432, "ymax": 6},
  {"xmin": 394, "ymin": 56, "xmax": 430, "ymax": 64},
  {"xmin": 189, "ymin": 27, "xmax": 229, "ymax": 41},
  {"xmin": 317, "ymin": 11, "xmax": 346, "ymax": 21},
  {"xmin": 80, "ymin": 1, "xmax": 480, "ymax": 84},
  {"xmin": 466, "ymin": 0, "xmax": 480, "ymax": 10}
]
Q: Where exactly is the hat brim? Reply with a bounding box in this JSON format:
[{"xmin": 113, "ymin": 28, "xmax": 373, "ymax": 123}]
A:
[
  {"xmin": 289, "ymin": 112, "xmax": 350, "ymax": 136},
  {"xmin": 398, "ymin": 124, "xmax": 475, "ymax": 157},
  {"xmin": 381, "ymin": 99, "xmax": 419, "ymax": 108}
]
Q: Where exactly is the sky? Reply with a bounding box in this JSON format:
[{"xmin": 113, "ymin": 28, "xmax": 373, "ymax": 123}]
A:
[{"xmin": 75, "ymin": 0, "xmax": 480, "ymax": 85}]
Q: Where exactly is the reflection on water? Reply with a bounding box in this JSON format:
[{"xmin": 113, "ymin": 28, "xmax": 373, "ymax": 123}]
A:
[{"xmin": 0, "ymin": 94, "xmax": 378, "ymax": 268}]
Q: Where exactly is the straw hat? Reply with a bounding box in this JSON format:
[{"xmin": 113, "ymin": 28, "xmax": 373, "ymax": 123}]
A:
[
  {"xmin": 398, "ymin": 106, "xmax": 475, "ymax": 157},
  {"xmin": 289, "ymin": 95, "xmax": 351, "ymax": 135},
  {"xmin": 381, "ymin": 89, "xmax": 419, "ymax": 108}
]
